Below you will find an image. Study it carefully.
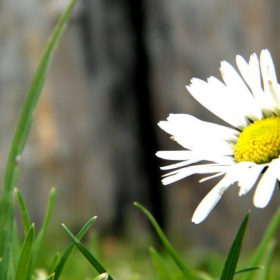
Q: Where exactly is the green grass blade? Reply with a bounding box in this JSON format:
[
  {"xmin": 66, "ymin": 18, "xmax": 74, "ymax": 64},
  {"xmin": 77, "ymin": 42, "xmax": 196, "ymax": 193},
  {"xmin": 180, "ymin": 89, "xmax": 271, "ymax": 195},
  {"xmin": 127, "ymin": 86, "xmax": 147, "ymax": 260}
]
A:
[
  {"xmin": 53, "ymin": 216, "xmax": 97, "ymax": 280},
  {"xmin": 149, "ymin": 247, "xmax": 172, "ymax": 280},
  {"xmin": 220, "ymin": 212, "xmax": 250, "ymax": 280},
  {"xmin": 0, "ymin": 202, "xmax": 14, "ymax": 280},
  {"xmin": 89, "ymin": 232, "xmax": 100, "ymax": 261},
  {"xmin": 258, "ymin": 240, "xmax": 275, "ymax": 280},
  {"xmin": 8, "ymin": 221, "xmax": 21, "ymax": 280},
  {"xmin": 0, "ymin": 1, "xmax": 77, "ymax": 278},
  {"xmin": 27, "ymin": 188, "xmax": 56, "ymax": 279},
  {"xmin": 243, "ymin": 208, "xmax": 280, "ymax": 280},
  {"xmin": 235, "ymin": 266, "xmax": 263, "ymax": 276},
  {"xmin": 33, "ymin": 188, "xmax": 56, "ymax": 259},
  {"xmin": 217, "ymin": 267, "xmax": 263, "ymax": 280},
  {"xmin": 12, "ymin": 0, "xmax": 77, "ymax": 157},
  {"xmin": 45, "ymin": 273, "xmax": 55, "ymax": 280},
  {"xmin": 15, "ymin": 188, "xmax": 31, "ymax": 235},
  {"xmin": 14, "ymin": 224, "xmax": 35, "ymax": 280},
  {"xmin": 0, "ymin": 167, "xmax": 18, "ymax": 280},
  {"xmin": 9, "ymin": 222, "xmax": 20, "ymax": 280},
  {"xmin": 134, "ymin": 202, "xmax": 194, "ymax": 280},
  {"xmin": 62, "ymin": 224, "xmax": 114, "ymax": 280},
  {"xmin": 48, "ymin": 252, "xmax": 60, "ymax": 275}
]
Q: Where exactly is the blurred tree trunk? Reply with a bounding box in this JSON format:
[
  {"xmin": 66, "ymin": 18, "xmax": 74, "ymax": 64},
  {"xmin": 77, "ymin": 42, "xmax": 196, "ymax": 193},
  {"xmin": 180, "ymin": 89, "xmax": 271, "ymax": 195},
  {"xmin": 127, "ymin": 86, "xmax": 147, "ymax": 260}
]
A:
[{"xmin": 80, "ymin": 0, "xmax": 165, "ymax": 235}]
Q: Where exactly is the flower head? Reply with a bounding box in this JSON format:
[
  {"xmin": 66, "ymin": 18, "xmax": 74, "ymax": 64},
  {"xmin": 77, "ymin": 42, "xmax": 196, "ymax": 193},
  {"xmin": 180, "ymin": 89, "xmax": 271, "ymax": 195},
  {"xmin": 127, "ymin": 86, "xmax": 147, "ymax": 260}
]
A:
[{"xmin": 156, "ymin": 49, "xmax": 280, "ymax": 224}]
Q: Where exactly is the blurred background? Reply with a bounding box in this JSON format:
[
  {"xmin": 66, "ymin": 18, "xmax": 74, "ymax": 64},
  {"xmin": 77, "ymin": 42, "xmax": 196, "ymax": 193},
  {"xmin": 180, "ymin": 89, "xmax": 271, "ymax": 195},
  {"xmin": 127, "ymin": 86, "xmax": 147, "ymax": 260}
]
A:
[{"xmin": 0, "ymin": 0, "xmax": 280, "ymax": 252}]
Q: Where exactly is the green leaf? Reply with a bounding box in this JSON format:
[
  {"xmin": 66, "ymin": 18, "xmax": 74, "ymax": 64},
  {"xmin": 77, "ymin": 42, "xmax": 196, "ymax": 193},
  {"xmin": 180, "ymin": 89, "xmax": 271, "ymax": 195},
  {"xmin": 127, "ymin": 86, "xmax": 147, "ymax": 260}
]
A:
[
  {"xmin": 243, "ymin": 208, "xmax": 280, "ymax": 280},
  {"xmin": 14, "ymin": 224, "xmax": 35, "ymax": 280},
  {"xmin": 220, "ymin": 212, "xmax": 250, "ymax": 280},
  {"xmin": 149, "ymin": 247, "xmax": 172, "ymax": 280},
  {"xmin": 134, "ymin": 202, "xmax": 194, "ymax": 280},
  {"xmin": 53, "ymin": 216, "xmax": 97, "ymax": 280},
  {"xmin": 0, "ymin": 0, "xmax": 77, "ymax": 278},
  {"xmin": 15, "ymin": 188, "xmax": 31, "ymax": 235},
  {"xmin": 62, "ymin": 224, "xmax": 114, "ymax": 280}
]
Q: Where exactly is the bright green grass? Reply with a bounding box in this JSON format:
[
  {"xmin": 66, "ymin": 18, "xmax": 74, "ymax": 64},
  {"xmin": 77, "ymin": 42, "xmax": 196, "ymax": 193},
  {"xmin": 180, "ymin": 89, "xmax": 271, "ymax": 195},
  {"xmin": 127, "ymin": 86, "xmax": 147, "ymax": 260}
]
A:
[{"xmin": 32, "ymin": 233, "xmax": 280, "ymax": 280}]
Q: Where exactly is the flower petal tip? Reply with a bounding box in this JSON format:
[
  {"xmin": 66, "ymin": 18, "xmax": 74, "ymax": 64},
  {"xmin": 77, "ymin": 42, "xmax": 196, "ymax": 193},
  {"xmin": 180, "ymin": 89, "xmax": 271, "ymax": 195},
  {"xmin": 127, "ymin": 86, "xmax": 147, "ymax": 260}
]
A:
[
  {"xmin": 253, "ymin": 200, "xmax": 268, "ymax": 209},
  {"xmin": 191, "ymin": 218, "xmax": 200, "ymax": 224}
]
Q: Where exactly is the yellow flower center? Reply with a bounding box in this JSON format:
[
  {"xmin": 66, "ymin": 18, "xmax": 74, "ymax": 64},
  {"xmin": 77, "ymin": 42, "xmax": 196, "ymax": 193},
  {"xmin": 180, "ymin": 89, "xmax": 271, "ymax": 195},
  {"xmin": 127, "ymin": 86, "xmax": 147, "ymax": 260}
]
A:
[{"xmin": 234, "ymin": 116, "xmax": 280, "ymax": 164}]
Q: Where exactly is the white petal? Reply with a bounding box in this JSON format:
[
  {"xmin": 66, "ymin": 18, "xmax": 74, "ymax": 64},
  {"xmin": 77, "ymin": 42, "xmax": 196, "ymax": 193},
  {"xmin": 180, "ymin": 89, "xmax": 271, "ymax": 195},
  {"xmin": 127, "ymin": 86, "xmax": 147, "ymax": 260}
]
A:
[
  {"xmin": 237, "ymin": 54, "xmax": 263, "ymax": 99},
  {"xmin": 192, "ymin": 162, "xmax": 253, "ymax": 224},
  {"xmin": 187, "ymin": 80, "xmax": 248, "ymax": 128},
  {"xmin": 161, "ymin": 164, "xmax": 229, "ymax": 185},
  {"xmin": 236, "ymin": 54, "xmax": 274, "ymax": 117},
  {"xmin": 199, "ymin": 172, "xmax": 224, "ymax": 183},
  {"xmin": 238, "ymin": 164, "xmax": 263, "ymax": 195},
  {"xmin": 160, "ymin": 160, "xmax": 197, "ymax": 170},
  {"xmin": 220, "ymin": 60, "xmax": 249, "ymax": 90},
  {"xmin": 261, "ymin": 49, "xmax": 278, "ymax": 88},
  {"xmin": 206, "ymin": 76, "xmax": 226, "ymax": 90},
  {"xmin": 158, "ymin": 114, "xmax": 237, "ymax": 155},
  {"xmin": 236, "ymin": 53, "xmax": 261, "ymax": 91},
  {"xmin": 168, "ymin": 113, "xmax": 238, "ymax": 141},
  {"xmin": 191, "ymin": 178, "xmax": 231, "ymax": 224},
  {"xmin": 253, "ymin": 159, "xmax": 279, "ymax": 208},
  {"xmin": 220, "ymin": 60, "xmax": 263, "ymax": 121},
  {"xmin": 267, "ymin": 79, "xmax": 280, "ymax": 111},
  {"xmin": 160, "ymin": 156, "xmax": 235, "ymax": 171},
  {"xmin": 161, "ymin": 169, "xmax": 195, "ymax": 185},
  {"xmin": 156, "ymin": 151, "xmax": 195, "ymax": 160},
  {"xmin": 260, "ymin": 49, "xmax": 280, "ymax": 111},
  {"xmin": 156, "ymin": 151, "xmax": 235, "ymax": 166},
  {"xmin": 213, "ymin": 156, "xmax": 236, "ymax": 165}
]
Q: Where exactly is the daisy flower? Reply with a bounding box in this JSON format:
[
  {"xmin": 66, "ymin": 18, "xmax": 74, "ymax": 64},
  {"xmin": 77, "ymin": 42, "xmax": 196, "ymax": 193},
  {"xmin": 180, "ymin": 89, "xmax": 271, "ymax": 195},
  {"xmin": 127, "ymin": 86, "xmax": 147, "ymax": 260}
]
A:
[{"xmin": 156, "ymin": 49, "xmax": 280, "ymax": 224}]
